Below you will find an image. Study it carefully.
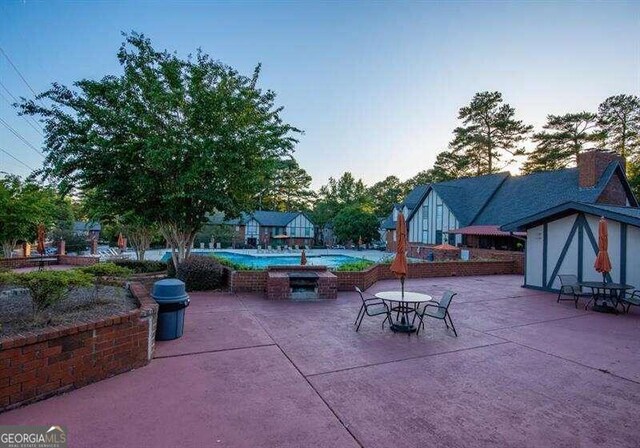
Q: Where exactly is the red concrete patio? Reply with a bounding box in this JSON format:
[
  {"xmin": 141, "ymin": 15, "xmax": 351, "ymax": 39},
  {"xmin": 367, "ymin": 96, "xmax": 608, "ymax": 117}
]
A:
[{"xmin": 1, "ymin": 275, "xmax": 639, "ymax": 447}]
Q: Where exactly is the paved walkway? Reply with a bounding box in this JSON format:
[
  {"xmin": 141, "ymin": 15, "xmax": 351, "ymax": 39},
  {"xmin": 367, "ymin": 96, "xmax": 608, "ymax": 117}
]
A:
[{"xmin": 1, "ymin": 275, "xmax": 639, "ymax": 447}]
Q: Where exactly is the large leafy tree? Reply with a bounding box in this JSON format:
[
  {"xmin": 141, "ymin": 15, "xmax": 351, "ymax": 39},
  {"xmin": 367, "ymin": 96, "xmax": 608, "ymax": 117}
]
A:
[
  {"xmin": 312, "ymin": 172, "xmax": 370, "ymax": 227},
  {"xmin": 258, "ymin": 158, "xmax": 315, "ymax": 211},
  {"xmin": 449, "ymin": 91, "xmax": 532, "ymax": 175},
  {"xmin": 597, "ymin": 94, "xmax": 640, "ymax": 160},
  {"xmin": 367, "ymin": 176, "xmax": 407, "ymax": 218},
  {"xmin": 332, "ymin": 204, "xmax": 380, "ymax": 245},
  {"xmin": 0, "ymin": 175, "xmax": 60, "ymax": 257},
  {"xmin": 522, "ymin": 112, "xmax": 600, "ymax": 174},
  {"xmin": 19, "ymin": 33, "xmax": 300, "ymax": 266}
]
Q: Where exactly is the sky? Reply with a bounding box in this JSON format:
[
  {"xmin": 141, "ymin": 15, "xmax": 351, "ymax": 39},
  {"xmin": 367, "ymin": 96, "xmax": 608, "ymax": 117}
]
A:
[{"xmin": 0, "ymin": 1, "xmax": 638, "ymax": 189}]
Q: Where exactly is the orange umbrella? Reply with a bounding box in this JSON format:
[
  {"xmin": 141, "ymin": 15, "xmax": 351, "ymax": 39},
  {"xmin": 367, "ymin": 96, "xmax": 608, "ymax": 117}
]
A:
[
  {"xmin": 300, "ymin": 249, "xmax": 307, "ymax": 265},
  {"xmin": 390, "ymin": 212, "xmax": 408, "ymax": 296},
  {"xmin": 36, "ymin": 224, "xmax": 46, "ymax": 255},
  {"xmin": 594, "ymin": 217, "xmax": 612, "ymax": 283},
  {"xmin": 117, "ymin": 233, "xmax": 126, "ymax": 250}
]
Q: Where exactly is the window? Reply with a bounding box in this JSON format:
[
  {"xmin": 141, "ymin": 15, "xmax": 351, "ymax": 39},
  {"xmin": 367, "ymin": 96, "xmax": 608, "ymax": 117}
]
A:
[
  {"xmin": 436, "ymin": 204, "xmax": 443, "ymax": 230},
  {"xmin": 436, "ymin": 230, "xmax": 443, "ymax": 244},
  {"xmin": 305, "ymin": 227, "xmax": 310, "ymax": 237}
]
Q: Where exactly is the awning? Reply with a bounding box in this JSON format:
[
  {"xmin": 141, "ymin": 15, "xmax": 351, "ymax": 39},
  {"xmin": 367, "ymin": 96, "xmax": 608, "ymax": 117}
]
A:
[{"xmin": 448, "ymin": 225, "xmax": 526, "ymax": 237}]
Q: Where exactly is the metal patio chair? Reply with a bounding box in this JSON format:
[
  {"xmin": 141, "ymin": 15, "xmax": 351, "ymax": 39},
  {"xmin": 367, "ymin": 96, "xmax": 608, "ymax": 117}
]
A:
[
  {"xmin": 621, "ymin": 290, "xmax": 640, "ymax": 314},
  {"xmin": 412, "ymin": 291, "xmax": 458, "ymax": 336},
  {"xmin": 557, "ymin": 274, "xmax": 591, "ymax": 309},
  {"xmin": 354, "ymin": 286, "xmax": 391, "ymax": 332}
]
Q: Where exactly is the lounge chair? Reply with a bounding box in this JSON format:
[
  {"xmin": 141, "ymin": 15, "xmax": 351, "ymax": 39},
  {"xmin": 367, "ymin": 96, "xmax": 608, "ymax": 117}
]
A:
[
  {"xmin": 354, "ymin": 286, "xmax": 391, "ymax": 332},
  {"xmin": 557, "ymin": 274, "xmax": 591, "ymax": 309},
  {"xmin": 412, "ymin": 291, "xmax": 458, "ymax": 336}
]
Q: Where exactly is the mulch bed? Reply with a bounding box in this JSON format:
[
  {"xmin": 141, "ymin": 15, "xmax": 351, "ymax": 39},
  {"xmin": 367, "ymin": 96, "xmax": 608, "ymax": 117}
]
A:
[{"xmin": 0, "ymin": 286, "xmax": 138, "ymax": 338}]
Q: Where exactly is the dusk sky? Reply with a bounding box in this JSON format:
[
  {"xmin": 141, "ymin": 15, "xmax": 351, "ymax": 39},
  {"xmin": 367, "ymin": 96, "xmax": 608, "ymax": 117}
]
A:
[{"xmin": 1, "ymin": 1, "xmax": 638, "ymax": 188}]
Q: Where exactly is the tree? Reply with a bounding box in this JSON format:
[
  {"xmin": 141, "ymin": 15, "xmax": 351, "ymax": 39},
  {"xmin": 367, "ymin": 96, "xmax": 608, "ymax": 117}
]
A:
[
  {"xmin": 19, "ymin": 32, "xmax": 300, "ymax": 266},
  {"xmin": 522, "ymin": 112, "xmax": 600, "ymax": 174},
  {"xmin": 0, "ymin": 175, "xmax": 60, "ymax": 257},
  {"xmin": 449, "ymin": 91, "xmax": 532, "ymax": 175},
  {"xmin": 367, "ymin": 176, "xmax": 407, "ymax": 217},
  {"xmin": 333, "ymin": 204, "xmax": 380, "ymax": 245},
  {"xmin": 312, "ymin": 172, "xmax": 370, "ymax": 227},
  {"xmin": 597, "ymin": 94, "xmax": 640, "ymax": 160},
  {"xmin": 258, "ymin": 158, "xmax": 315, "ymax": 211}
]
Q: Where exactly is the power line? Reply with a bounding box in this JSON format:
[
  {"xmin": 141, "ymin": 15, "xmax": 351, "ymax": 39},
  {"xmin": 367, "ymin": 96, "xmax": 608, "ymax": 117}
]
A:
[
  {"xmin": 0, "ymin": 47, "xmax": 41, "ymax": 99},
  {"xmin": 0, "ymin": 90, "xmax": 44, "ymax": 136},
  {"xmin": 0, "ymin": 116, "xmax": 44, "ymax": 157},
  {"xmin": 0, "ymin": 145, "xmax": 34, "ymax": 171},
  {"xmin": 0, "ymin": 80, "xmax": 45, "ymax": 133}
]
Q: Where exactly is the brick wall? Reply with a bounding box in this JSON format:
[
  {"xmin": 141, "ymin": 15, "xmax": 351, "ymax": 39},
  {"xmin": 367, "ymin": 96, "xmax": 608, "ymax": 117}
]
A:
[
  {"xmin": 0, "ymin": 255, "xmax": 98, "ymax": 270},
  {"xmin": 230, "ymin": 270, "xmax": 268, "ymax": 292},
  {"xmin": 0, "ymin": 282, "xmax": 158, "ymax": 412},
  {"xmin": 578, "ymin": 150, "xmax": 625, "ymax": 188},
  {"xmin": 597, "ymin": 172, "xmax": 629, "ymax": 206},
  {"xmin": 467, "ymin": 248, "xmax": 524, "ymax": 275}
]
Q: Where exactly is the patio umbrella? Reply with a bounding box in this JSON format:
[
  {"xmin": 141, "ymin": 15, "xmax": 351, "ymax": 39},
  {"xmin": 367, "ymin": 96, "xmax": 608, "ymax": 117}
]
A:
[
  {"xmin": 300, "ymin": 249, "xmax": 307, "ymax": 265},
  {"xmin": 117, "ymin": 233, "xmax": 126, "ymax": 251},
  {"xmin": 36, "ymin": 224, "xmax": 46, "ymax": 255},
  {"xmin": 594, "ymin": 217, "xmax": 612, "ymax": 283},
  {"xmin": 390, "ymin": 212, "xmax": 408, "ymax": 297}
]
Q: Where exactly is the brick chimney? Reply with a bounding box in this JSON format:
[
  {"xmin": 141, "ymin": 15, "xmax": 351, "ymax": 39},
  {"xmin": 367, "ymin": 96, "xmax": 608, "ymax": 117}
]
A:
[{"xmin": 578, "ymin": 149, "xmax": 625, "ymax": 188}]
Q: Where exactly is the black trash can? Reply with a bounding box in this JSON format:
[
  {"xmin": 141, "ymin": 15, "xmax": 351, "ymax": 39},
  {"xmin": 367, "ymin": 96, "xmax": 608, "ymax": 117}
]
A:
[{"xmin": 151, "ymin": 279, "xmax": 190, "ymax": 341}]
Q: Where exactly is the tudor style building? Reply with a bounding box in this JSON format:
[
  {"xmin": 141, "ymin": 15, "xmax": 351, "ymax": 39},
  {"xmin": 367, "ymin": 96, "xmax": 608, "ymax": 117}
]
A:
[
  {"xmin": 213, "ymin": 210, "xmax": 315, "ymax": 247},
  {"xmin": 385, "ymin": 150, "xmax": 637, "ymax": 254}
]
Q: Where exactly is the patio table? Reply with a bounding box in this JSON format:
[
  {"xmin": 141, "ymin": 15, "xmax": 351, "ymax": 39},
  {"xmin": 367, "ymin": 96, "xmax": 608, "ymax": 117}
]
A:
[
  {"xmin": 578, "ymin": 281, "xmax": 635, "ymax": 314},
  {"xmin": 374, "ymin": 291, "xmax": 434, "ymax": 333}
]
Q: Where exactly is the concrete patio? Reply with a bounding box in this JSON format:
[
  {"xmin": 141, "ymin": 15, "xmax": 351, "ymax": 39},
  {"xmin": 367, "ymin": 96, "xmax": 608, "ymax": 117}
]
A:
[{"xmin": 1, "ymin": 275, "xmax": 639, "ymax": 447}]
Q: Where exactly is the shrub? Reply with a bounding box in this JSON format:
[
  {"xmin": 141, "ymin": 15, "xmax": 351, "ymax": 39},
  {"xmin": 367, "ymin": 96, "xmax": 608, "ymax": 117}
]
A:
[
  {"xmin": 167, "ymin": 259, "xmax": 176, "ymax": 278},
  {"xmin": 0, "ymin": 270, "xmax": 93, "ymax": 316},
  {"xmin": 209, "ymin": 255, "xmax": 254, "ymax": 271},
  {"xmin": 112, "ymin": 259, "xmax": 167, "ymax": 274},
  {"xmin": 335, "ymin": 259, "xmax": 375, "ymax": 272},
  {"xmin": 79, "ymin": 262, "xmax": 133, "ymax": 278},
  {"xmin": 176, "ymin": 255, "xmax": 228, "ymax": 291}
]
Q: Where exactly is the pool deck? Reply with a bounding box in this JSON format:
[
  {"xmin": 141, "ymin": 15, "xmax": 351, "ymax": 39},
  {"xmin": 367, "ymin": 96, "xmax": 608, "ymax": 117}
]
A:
[{"xmin": 1, "ymin": 275, "xmax": 639, "ymax": 447}]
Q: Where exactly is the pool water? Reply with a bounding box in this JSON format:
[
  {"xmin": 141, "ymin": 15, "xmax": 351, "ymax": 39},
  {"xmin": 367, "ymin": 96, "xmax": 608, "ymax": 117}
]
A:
[{"xmin": 161, "ymin": 251, "xmax": 360, "ymax": 269}]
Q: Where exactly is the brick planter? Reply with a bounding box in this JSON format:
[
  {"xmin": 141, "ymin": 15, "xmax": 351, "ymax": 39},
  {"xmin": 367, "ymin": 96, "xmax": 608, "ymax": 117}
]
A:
[
  {"xmin": 0, "ymin": 255, "xmax": 98, "ymax": 270},
  {"xmin": 0, "ymin": 282, "xmax": 158, "ymax": 412}
]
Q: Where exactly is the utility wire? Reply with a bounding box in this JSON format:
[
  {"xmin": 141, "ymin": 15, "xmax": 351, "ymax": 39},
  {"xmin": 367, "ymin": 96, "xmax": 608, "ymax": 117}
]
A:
[
  {"xmin": 0, "ymin": 90, "xmax": 44, "ymax": 136},
  {"xmin": 0, "ymin": 80, "xmax": 45, "ymax": 133},
  {"xmin": 0, "ymin": 47, "xmax": 41, "ymax": 99},
  {"xmin": 0, "ymin": 116, "xmax": 44, "ymax": 157},
  {"xmin": 0, "ymin": 145, "xmax": 34, "ymax": 171}
]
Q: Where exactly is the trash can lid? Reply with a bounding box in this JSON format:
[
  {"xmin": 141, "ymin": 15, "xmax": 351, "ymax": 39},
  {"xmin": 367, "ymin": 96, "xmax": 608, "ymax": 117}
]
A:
[{"xmin": 151, "ymin": 278, "xmax": 189, "ymax": 302}]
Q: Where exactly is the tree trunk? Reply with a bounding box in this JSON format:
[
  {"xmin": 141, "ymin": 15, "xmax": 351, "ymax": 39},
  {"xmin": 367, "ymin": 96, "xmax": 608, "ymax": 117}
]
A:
[
  {"xmin": 159, "ymin": 222, "xmax": 199, "ymax": 268},
  {"xmin": 2, "ymin": 240, "xmax": 17, "ymax": 258}
]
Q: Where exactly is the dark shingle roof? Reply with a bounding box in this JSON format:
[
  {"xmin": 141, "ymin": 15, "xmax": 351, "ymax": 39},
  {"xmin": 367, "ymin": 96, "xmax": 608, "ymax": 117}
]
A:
[
  {"xmin": 402, "ymin": 185, "xmax": 429, "ymax": 211},
  {"xmin": 474, "ymin": 162, "xmax": 634, "ymax": 226},
  {"xmin": 432, "ymin": 172, "xmax": 509, "ymax": 226},
  {"xmin": 73, "ymin": 221, "xmax": 101, "ymax": 232},
  {"xmin": 501, "ymin": 202, "xmax": 640, "ymax": 231},
  {"xmin": 208, "ymin": 210, "xmax": 310, "ymax": 227},
  {"xmin": 381, "ymin": 212, "xmax": 396, "ymax": 230}
]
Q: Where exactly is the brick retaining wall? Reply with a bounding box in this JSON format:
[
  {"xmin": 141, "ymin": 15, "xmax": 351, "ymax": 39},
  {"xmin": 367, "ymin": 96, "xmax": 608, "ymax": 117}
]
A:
[
  {"xmin": 0, "ymin": 255, "xmax": 98, "ymax": 270},
  {"xmin": 466, "ymin": 248, "xmax": 524, "ymax": 275},
  {"xmin": 0, "ymin": 282, "xmax": 157, "ymax": 412},
  {"xmin": 229, "ymin": 260, "xmax": 518, "ymax": 294}
]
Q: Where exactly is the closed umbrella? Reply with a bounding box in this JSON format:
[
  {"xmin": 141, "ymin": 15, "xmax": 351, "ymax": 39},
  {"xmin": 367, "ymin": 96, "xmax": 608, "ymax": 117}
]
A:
[
  {"xmin": 36, "ymin": 224, "xmax": 46, "ymax": 255},
  {"xmin": 390, "ymin": 212, "xmax": 408, "ymax": 297},
  {"xmin": 594, "ymin": 217, "xmax": 612, "ymax": 283},
  {"xmin": 117, "ymin": 233, "xmax": 126, "ymax": 251},
  {"xmin": 300, "ymin": 249, "xmax": 307, "ymax": 265}
]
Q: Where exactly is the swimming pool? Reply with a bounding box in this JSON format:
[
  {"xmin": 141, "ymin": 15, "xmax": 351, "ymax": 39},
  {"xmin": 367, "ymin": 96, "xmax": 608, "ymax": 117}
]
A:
[{"xmin": 160, "ymin": 251, "xmax": 360, "ymax": 269}]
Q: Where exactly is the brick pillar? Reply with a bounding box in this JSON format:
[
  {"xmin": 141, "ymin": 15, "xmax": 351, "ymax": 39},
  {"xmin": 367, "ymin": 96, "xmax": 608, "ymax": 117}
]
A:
[
  {"xmin": 58, "ymin": 239, "xmax": 66, "ymax": 255},
  {"xmin": 90, "ymin": 238, "xmax": 98, "ymax": 255}
]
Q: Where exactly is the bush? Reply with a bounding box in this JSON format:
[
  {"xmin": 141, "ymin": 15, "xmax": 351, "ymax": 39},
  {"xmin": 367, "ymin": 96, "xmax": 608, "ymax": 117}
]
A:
[
  {"xmin": 112, "ymin": 259, "xmax": 167, "ymax": 274},
  {"xmin": 335, "ymin": 259, "xmax": 375, "ymax": 272},
  {"xmin": 167, "ymin": 259, "xmax": 176, "ymax": 278},
  {"xmin": 176, "ymin": 255, "xmax": 228, "ymax": 291},
  {"xmin": 78, "ymin": 262, "xmax": 133, "ymax": 278},
  {"xmin": 0, "ymin": 270, "xmax": 93, "ymax": 316},
  {"xmin": 209, "ymin": 255, "xmax": 254, "ymax": 271}
]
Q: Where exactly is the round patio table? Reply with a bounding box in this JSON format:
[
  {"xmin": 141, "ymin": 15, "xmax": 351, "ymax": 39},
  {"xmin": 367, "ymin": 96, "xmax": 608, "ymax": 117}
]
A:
[
  {"xmin": 374, "ymin": 291, "xmax": 434, "ymax": 333},
  {"xmin": 578, "ymin": 281, "xmax": 635, "ymax": 314}
]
